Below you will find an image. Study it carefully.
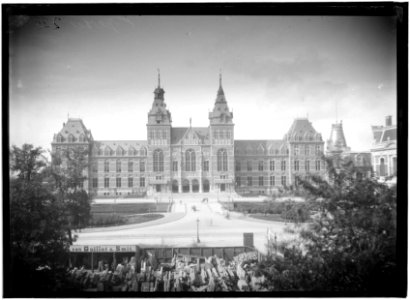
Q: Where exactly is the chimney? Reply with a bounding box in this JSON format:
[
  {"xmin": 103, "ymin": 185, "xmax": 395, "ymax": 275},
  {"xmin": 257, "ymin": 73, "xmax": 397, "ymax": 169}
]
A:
[{"xmin": 385, "ymin": 115, "xmax": 392, "ymax": 127}]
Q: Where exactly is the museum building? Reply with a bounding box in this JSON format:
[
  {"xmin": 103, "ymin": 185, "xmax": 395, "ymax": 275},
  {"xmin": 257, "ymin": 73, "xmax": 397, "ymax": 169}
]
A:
[{"xmin": 51, "ymin": 76, "xmax": 326, "ymax": 197}]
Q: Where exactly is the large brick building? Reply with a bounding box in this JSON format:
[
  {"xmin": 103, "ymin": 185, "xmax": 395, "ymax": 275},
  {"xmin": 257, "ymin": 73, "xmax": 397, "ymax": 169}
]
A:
[{"xmin": 51, "ymin": 75, "xmax": 326, "ymax": 197}]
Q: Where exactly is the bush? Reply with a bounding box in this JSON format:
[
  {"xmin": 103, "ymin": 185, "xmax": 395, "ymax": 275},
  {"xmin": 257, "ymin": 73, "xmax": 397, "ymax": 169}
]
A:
[{"xmin": 89, "ymin": 214, "xmax": 127, "ymax": 227}]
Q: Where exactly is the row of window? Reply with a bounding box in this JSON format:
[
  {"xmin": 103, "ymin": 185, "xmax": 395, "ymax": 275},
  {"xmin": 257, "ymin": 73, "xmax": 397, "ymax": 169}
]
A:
[
  {"xmin": 213, "ymin": 129, "xmax": 232, "ymax": 140},
  {"xmin": 236, "ymin": 176, "xmax": 288, "ymax": 187},
  {"xmin": 92, "ymin": 177, "xmax": 145, "ymax": 188},
  {"xmin": 293, "ymin": 145, "xmax": 322, "ymax": 156},
  {"xmin": 235, "ymin": 160, "xmax": 321, "ymax": 171},
  {"xmin": 148, "ymin": 129, "xmax": 168, "ymax": 140},
  {"xmin": 56, "ymin": 134, "xmax": 87, "ymax": 143},
  {"xmin": 97, "ymin": 161, "xmax": 146, "ymax": 173},
  {"xmin": 97, "ymin": 147, "xmax": 147, "ymax": 157}
]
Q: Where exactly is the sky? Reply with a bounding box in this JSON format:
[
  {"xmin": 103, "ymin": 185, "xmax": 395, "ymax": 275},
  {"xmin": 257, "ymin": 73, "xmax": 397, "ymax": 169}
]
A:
[{"xmin": 9, "ymin": 15, "xmax": 397, "ymax": 154}]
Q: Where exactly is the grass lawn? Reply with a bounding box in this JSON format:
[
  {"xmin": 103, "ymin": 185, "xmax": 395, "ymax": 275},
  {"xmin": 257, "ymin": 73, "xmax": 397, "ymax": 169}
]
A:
[
  {"xmin": 249, "ymin": 213, "xmax": 286, "ymax": 222},
  {"xmin": 90, "ymin": 213, "xmax": 164, "ymax": 227},
  {"xmin": 91, "ymin": 202, "xmax": 170, "ymax": 214}
]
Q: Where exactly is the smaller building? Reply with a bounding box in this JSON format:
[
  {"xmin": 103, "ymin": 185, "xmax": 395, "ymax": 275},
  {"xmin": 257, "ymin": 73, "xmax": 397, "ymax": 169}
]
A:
[
  {"xmin": 326, "ymin": 120, "xmax": 372, "ymax": 178},
  {"xmin": 370, "ymin": 115, "xmax": 397, "ymax": 178}
]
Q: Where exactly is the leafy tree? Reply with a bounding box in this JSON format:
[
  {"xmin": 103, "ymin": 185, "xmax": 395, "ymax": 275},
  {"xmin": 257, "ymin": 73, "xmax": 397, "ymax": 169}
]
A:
[
  {"xmin": 259, "ymin": 157, "xmax": 400, "ymax": 295},
  {"xmin": 46, "ymin": 147, "xmax": 91, "ymax": 238},
  {"xmin": 8, "ymin": 144, "xmax": 73, "ymax": 296}
]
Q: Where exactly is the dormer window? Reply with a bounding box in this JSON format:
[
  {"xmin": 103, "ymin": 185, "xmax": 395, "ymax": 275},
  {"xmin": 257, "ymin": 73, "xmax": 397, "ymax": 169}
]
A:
[
  {"xmin": 104, "ymin": 147, "xmax": 112, "ymax": 156},
  {"xmin": 56, "ymin": 134, "xmax": 63, "ymax": 143},
  {"xmin": 68, "ymin": 134, "xmax": 75, "ymax": 143},
  {"xmin": 79, "ymin": 134, "xmax": 85, "ymax": 142},
  {"xmin": 116, "ymin": 146, "xmax": 124, "ymax": 156}
]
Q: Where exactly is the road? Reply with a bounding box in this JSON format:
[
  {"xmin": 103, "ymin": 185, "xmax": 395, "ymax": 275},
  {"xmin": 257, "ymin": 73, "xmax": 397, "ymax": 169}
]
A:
[{"xmin": 74, "ymin": 199, "xmax": 299, "ymax": 254}]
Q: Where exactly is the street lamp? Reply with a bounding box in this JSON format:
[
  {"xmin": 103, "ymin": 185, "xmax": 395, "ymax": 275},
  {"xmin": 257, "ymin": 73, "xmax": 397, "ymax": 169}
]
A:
[{"xmin": 196, "ymin": 218, "xmax": 200, "ymax": 243}]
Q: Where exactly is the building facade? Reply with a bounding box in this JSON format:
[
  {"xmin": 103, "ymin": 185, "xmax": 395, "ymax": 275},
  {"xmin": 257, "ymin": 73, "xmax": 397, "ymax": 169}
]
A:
[
  {"xmin": 51, "ymin": 76, "xmax": 326, "ymax": 197},
  {"xmin": 370, "ymin": 116, "xmax": 397, "ymax": 178}
]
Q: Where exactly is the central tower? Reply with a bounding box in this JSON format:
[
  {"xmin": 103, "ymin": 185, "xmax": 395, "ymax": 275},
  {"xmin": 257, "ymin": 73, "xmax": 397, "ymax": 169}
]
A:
[
  {"xmin": 209, "ymin": 74, "xmax": 235, "ymax": 192},
  {"xmin": 147, "ymin": 71, "xmax": 172, "ymax": 194}
]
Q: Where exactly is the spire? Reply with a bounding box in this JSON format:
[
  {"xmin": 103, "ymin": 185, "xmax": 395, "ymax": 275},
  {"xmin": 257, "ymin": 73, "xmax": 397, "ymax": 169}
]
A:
[
  {"xmin": 157, "ymin": 68, "xmax": 161, "ymax": 88},
  {"xmin": 217, "ymin": 70, "xmax": 224, "ymax": 96}
]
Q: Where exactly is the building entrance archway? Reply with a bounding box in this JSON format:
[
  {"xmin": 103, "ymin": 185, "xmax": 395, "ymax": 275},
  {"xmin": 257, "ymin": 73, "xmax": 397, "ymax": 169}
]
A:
[
  {"xmin": 220, "ymin": 184, "xmax": 226, "ymax": 192},
  {"xmin": 203, "ymin": 179, "xmax": 210, "ymax": 193},
  {"xmin": 182, "ymin": 179, "xmax": 190, "ymax": 193},
  {"xmin": 192, "ymin": 179, "xmax": 199, "ymax": 193},
  {"xmin": 172, "ymin": 180, "xmax": 179, "ymax": 193}
]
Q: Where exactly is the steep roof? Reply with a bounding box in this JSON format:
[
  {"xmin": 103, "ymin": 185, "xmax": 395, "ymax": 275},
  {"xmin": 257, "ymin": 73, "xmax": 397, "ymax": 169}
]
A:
[
  {"xmin": 287, "ymin": 118, "xmax": 317, "ymax": 136},
  {"xmin": 171, "ymin": 127, "xmax": 209, "ymax": 144},
  {"xmin": 234, "ymin": 140, "xmax": 287, "ymax": 155},
  {"xmin": 94, "ymin": 140, "xmax": 147, "ymax": 150},
  {"xmin": 381, "ymin": 127, "xmax": 397, "ymax": 143}
]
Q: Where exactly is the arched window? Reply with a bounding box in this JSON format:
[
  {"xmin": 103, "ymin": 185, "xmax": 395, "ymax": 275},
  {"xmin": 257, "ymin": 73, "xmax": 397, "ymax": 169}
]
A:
[
  {"xmin": 57, "ymin": 134, "xmax": 63, "ymax": 143},
  {"xmin": 185, "ymin": 149, "xmax": 196, "ymax": 171},
  {"xmin": 68, "ymin": 134, "xmax": 75, "ymax": 143},
  {"xmin": 79, "ymin": 134, "xmax": 85, "ymax": 142},
  {"xmin": 217, "ymin": 149, "xmax": 228, "ymax": 171},
  {"xmin": 140, "ymin": 147, "xmax": 147, "ymax": 156},
  {"xmin": 153, "ymin": 149, "xmax": 164, "ymax": 172}
]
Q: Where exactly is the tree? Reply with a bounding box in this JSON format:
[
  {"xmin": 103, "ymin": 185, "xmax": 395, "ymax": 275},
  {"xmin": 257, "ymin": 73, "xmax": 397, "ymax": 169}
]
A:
[
  {"xmin": 8, "ymin": 144, "xmax": 73, "ymax": 296},
  {"xmin": 259, "ymin": 157, "xmax": 400, "ymax": 295},
  {"xmin": 46, "ymin": 147, "xmax": 91, "ymax": 238}
]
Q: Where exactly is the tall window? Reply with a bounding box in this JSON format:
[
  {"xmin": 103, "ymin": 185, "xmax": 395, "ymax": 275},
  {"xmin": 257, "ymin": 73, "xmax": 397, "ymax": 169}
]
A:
[
  {"xmin": 92, "ymin": 163, "xmax": 98, "ymax": 173},
  {"xmin": 315, "ymin": 145, "xmax": 321, "ymax": 155},
  {"xmin": 281, "ymin": 176, "xmax": 286, "ymax": 186},
  {"xmin": 153, "ymin": 149, "xmax": 164, "ymax": 172},
  {"xmin": 270, "ymin": 160, "xmax": 275, "ymax": 171},
  {"xmin": 235, "ymin": 161, "xmax": 241, "ymax": 171},
  {"xmin": 259, "ymin": 176, "xmax": 264, "ymax": 186},
  {"xmin": 236, "ymin": 176, "xmax": 241, "ymax": 187},
  {"xmin": 57, "ymin": 134, "xmax": 63, "ymax": 142},
  {"xmin": 294, "ymin": 145, "xmax": 299, "ymax": 156},
  {"xmin": 315, "ymin": 160, "xmax": 321, "ymax": 171},
  {"xmin": 104, "ymin": 160, "xmax": 110, "ymax": 172},
  {"xmin": 116, "ymin": 177, "xmax": 121, "ymax": 188},
  {"xmin": 92, "ymin": 178, "xmax": 98, "ymax": 188},
  {"xmin": 258, "ymin": 161, "xmax": 264, "ymax": 171},
  {"xmin": 305, "ymin": 145, "xmax": 310, "ymax": 156},
  {"xmin": 270, "ymin": 175, "xmax": 275, "ymax": 186},
  {"xmin": 128, "ymin": 161, "xmax": 133, "ymax": 172},
  {"xmin": 305, "ymin": 160, "xmax": 310, "ymax": 171},
  {"xmin": 185, "ymin": 149, "xmax": 196, "ymax": 171},
  {"xmin": 104, "ymin": 177, "xmax": 109, "ymax": 188},
  {"xmin": 203, "ymin": 160, "xmax": 209, "ymax": 172},
  {"xmin": 247, "ymin": 176, "xmax": 252, "ymax": 186},
  {"xmin": 281, "ymin": 160, "xmax": 286, "ymax": 171},
  {"xmin": 140, "ymin": 161, "xmax": 145, "ymax": 172},
  {"xmin": 172, "ymin": 161, "xmax": 178, "ymax": 172},
  {"xmin": 116, "ymin": 160, "xmax": 122, "ymax": 172},
  {"xmin": 68, "ymin": 134, "xmax": 75, "ymax": 143},
  {"xmin": 140, "ymin": 177, "xmax": 145, "ymax": 187},
  {"xmin": 247, "ymin": 161, "xmax": 252, "ymax": 171},
  {"xmin": 217, "ymin": 149, "xmax": 228, "ymax": 171},
  {"xmin": 294, "ymin": 160, "xmax": 299, "ymax": 171},
  {"xmin": 128, "ymin": 177, "xmax": 133, "ymax": 188}
]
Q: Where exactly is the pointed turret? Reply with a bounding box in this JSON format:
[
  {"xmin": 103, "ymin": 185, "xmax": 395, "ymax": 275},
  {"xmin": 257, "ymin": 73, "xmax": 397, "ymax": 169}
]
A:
[
  {"xmin": 209, "ymin": 73, "xmax": 233, "ymax": 125},
  {"xmin": 148, "ymin": 69, "xmax": 171, "ymax": 125},
  {"xmin": 326, "ymin": 121, "xmax": 350, "ymax": 154}
]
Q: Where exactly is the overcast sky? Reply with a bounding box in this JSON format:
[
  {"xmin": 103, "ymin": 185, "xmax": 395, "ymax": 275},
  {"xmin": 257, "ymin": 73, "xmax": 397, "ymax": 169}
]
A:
[{"xmin": 9, "ymin": 15, "xmax": 396, "ymax": 153}]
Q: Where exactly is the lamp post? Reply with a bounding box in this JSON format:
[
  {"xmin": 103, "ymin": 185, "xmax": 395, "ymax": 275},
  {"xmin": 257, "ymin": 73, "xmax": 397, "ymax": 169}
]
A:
[{"xmin": 196, "ymin": 218, "xmax": 200, "ymax": 243}]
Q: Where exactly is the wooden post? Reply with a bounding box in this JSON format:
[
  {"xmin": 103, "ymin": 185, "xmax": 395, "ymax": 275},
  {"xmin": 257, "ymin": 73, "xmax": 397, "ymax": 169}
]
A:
[
  {"xmin": 135, "ymin": 246, "xmax": 141, "ymax": 273},
  {"xmin": 91, "ymin": 252, "xmax": 94, "ymax": 273}
]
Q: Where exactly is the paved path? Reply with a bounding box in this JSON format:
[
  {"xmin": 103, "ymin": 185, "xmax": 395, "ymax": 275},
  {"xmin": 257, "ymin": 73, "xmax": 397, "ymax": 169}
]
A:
[{"xmin": 75, "ymin": 198, "xmax": 299, "ymax": 254}]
